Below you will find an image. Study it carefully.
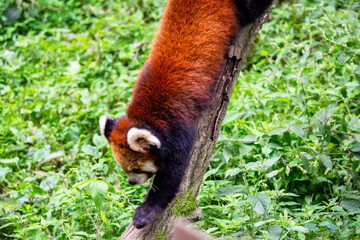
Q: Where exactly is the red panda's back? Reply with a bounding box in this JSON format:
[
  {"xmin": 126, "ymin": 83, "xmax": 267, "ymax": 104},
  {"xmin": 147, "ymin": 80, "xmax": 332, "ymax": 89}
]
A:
[{"xmin": 127, "ymin": 0, "xmax": 239, "ymax": 130}]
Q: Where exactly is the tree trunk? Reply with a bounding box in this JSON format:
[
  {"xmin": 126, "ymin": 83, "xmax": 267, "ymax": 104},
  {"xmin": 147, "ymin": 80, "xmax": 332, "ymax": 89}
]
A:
[{"xmin": 119, "ymin": 2, "xmax": 276, "ymax": 239}]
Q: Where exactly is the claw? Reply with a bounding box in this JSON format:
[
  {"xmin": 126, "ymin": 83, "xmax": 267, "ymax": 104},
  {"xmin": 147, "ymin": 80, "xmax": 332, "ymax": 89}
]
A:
[{"xmin": 132, "ymin": 203, "xmax": 164, "ymax": 228}]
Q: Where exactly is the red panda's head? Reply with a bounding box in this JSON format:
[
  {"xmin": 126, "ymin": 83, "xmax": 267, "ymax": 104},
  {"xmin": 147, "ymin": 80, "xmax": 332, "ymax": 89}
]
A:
[{"xmin": 99, "ymin": 116, "xmax": 161, "ymax": 185}]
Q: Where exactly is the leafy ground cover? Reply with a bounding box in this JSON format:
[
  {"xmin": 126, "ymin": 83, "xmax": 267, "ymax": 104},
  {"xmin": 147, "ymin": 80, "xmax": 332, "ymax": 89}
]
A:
[{"xmin": 0, "ymin": 0, "xmax": 359, "ymax": 239}]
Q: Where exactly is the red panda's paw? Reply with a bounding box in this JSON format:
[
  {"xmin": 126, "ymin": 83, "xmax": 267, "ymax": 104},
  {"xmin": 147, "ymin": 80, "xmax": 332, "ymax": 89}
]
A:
[{"xmin": 133, "ymin": 203, "xmax": 163, "ymax": 229}]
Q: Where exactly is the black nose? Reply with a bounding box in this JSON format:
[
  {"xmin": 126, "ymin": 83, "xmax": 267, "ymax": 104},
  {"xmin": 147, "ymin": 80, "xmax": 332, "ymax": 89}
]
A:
[{"xmin": 129, "ymin": 180, "xmax": 137, "ymax": 185}]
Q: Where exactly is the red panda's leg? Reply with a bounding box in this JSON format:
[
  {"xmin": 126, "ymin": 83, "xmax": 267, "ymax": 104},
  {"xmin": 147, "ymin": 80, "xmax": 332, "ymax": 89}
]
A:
[
  {"xmin": 133, "ymin": 165, "xmax": 186, "ymax": 228},
  {"xmin": 132, "ymin": 124, "xmax": 195, "ymax": 229}
]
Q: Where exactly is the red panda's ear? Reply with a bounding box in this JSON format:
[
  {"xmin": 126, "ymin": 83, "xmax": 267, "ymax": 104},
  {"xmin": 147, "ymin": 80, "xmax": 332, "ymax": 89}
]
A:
[
  {"xmin": 99, "ymin": 116, "xmax": 117, "ymax": 140},
  {"xmin": 127, "ymin": 127, "xmax": 161, "ymax": 153}
]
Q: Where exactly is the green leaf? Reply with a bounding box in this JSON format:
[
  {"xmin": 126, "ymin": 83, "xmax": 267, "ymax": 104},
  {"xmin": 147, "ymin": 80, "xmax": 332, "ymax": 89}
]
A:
[
  {"xmin": 352, "ymin": 143, "xmax": 360, "ymax": 152},
  {"xmin": 44, "ymin": 151, "xmax": 64, "ymax": 162},
  {"xmin": 319, "ymin": 221, "xmax": 339, "ymax": 231},
  {"xmin": 300, "ymin": 75, "xmax": 309, "ymax": 84},
  {"xmin": 266, "ymin": 170, "xmax": 279, "ymax": 178},
  {"xmin": 355, "ymin": 65, "xmax": 360, "ymax": 74},
  {"xmin": 290, "ymin": 125, "xmax": 305, "ymax": 138},
  {"xmin": 0, "ymin": 157, "xmax": 19, "ymax": 168},
  {"xmin": 268, "ymin": 225, "xmax": 282, "ymax": 240},
  {"xmin": 317, "ymin": 106, "xmax": 338, "ymax": 123},
  {"xmin": 254, "ymin": 221, "xmax": 266, "ymax": 227},
  {"xmin": 331, "ymin": 206, "xmax": 345, "ymax": 212},
  {"xmin": 314, "ymin": 176, "xmax": 332, "ymax": 184},
  {"xmin": 324, "ymin": 6, "xmax": 335, "ymax": 12},
  {"xmin": 227, "ymin": 167, "xmax": 241, "ymax": 177},
  {"xmin": 81, "ymin": 145, "xmax": 99, "ymax": 158},
  {"xmin": 39, "ymin": 176, "xmax": 58, "ymax": 192},
  {"xmin": 349, "ymin": 117, "xmax": 360, "ymax": 129},
  {"xmin": 74, "ymin": 232, "xmax": 90, "ymax": 238},
  {"xmin": 244, "ymin": 161, "xmax": 259, "ymax": 170},
  {"xmin": 101, "ymin": 211, "xmax": 107, "ymax": 224},
  {"xmin": 72, "ymin": 180, "xmax": 91, "ymax": 190},
  {"xmin": 33, "ymin": 145, "xmax": 51, "ymax": 162},
  {"xmin": 204, "ymin": 168, "xmax": 219, "ymax": 178},
  {"xmin": 298, "ymin": 232, "xmax": 306, "ymax": 240},
  {"xmin": 238, "ymin": 143, "xmax": 253, "ymax": 155},
  {"xmin": 283, "ymin": 192, "xmax": 300, "ymax": 197},
  {"xmin": 260, "ymin": 50, "xmax": 268, "ymax": 56},
  {"xmin": 93, "ymin": 133, "xmax": 107, "ymax": 149},
  {"xmin": 314, "ymin": 51, "xmax": 323, "ymax": 60},
  {"xmin": 89, "ymin": 181, "xmax": 108, "ymax": 208},
  {"xmin": 36, "ymin": 150, "xmax": 65, "ymax": 167},
  {"xmin": 344, "ymin": 193, "xmax": 360, "ymax": 200},
  {"xmin": 301, "ymin": 155, "xmax": 310, "ymax": 172},
  {"xmin": 341, "ymin": 199, "xmax": 360, "ymax": 212},
  {"xmin": 283, "ymin": 131, "xmax": 292, "ymax": 145},
  {"xmin": 26, "ymin": 5, "xmax": 39, "ymax": 18},
  {"xmin": 262, "ymin": 145, "xmax": 272, "ymax": 156},
  {"xmin": 337, "ymin": 53, "xmax": 350, "ymax": 65},
  {"xmin": 264, "ymin": 155, "xmax": 281, "ymax": 170},
  {"xmin": 0, "ymin": 167, "xmax": 12, "ymax": 182},
  {"xmin": 3, "ymin": 7, "xmax": 22, "ymax": 25},
  {"xmin": 285, "ymin": 73, "xmax": 298, "ymax": 80},
  {"xmin": 292, "ymin": 226, "xmax": 310, "ymax": 233},
  {"xmin": 269, "ymin": 128, "xmax": 287, "ymax": 136},
  {"xmin": 248, "ymin": 194, "xmax": 271, "ymax": 215},
  {"xmin": 239, "ymin": 135, "xmax": 257, "ymax": 143},
  {"xmin": 222, "ymin": 111, "xmax": 242, "ymax": 125},
  {"xmin": 319, "ymin": 155, "xmax": 332, "ymax": 170},
  {"xmin": 31, "ymin": 184, "xmax": 46, "ymax": 195},
  {"xmin": 305, "ymin": 222, "xmax": 319, "ymax": 232},
  {"xmin": 215, "ymin": 186, "xmax": 249, "ymax": 198},
  {"xmin": 355, "ymin": 134, "xmax": 360, "ymax": 143},
  {"xmin": 223, "ymin": 148, "xmax": 232, "ymax": 163},
  {"xmin": 67, "ymin": 61, "xmax": 81, "ymax": 76}
]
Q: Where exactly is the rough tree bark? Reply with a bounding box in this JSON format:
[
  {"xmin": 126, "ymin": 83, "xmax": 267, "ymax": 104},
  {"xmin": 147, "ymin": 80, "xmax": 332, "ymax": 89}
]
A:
[{"xmin": 119, "ymin": 2, "xmax": 276, "ymax": 239}]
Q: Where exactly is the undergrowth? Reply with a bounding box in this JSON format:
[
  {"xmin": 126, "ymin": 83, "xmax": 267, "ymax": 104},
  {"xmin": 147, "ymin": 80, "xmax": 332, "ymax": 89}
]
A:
[{"xmin": 0, "ymin": 0, "xmax": 359, "ymax": 239}]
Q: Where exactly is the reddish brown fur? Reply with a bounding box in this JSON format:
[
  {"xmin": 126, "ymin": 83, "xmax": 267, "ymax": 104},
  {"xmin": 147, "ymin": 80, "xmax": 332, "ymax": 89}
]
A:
[
  {"xmin": 109, "ymin": 118, "xmax": 131, "ymax": 148},
  {"xmin": 126, "ymin": 0, "xmax": 239, "ymax": 131},
  {"xmin": 111, "ymin": 145, "xmax": 159, "ymax": 174},
  {"xmin": 109, "ymin": 0, "xmax": 240, "ymax": 170}
]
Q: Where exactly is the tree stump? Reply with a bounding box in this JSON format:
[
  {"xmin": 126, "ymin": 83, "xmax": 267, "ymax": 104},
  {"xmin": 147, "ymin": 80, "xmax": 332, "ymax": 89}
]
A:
[{"xmin": 119, "ymin": 2, "xmax": 276, "ymax": 239}]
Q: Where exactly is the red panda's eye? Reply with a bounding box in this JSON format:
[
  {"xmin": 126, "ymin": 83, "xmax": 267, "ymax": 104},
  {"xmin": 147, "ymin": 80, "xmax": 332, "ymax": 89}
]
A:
[{"xmin": 132, "ymin": 169, "xmax": 140, "ymax": 174}]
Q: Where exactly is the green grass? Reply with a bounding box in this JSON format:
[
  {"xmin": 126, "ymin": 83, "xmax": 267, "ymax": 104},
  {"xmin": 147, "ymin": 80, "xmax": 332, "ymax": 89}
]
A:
[{"xmin": 0, "ymin": 0, "xmax": 359, "ymax": 239}]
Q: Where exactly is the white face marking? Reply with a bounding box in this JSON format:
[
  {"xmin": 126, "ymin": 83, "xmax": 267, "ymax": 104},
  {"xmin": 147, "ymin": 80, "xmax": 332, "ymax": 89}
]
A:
[
  {"xmin": 140, "ymin": 161, "xmax": 157, "ymax": 173},
  {"xmin": 128, "ymin": 173, "xmax": 151, "ymax": 185},
  {"xmin": 127, "ymin": 127, "xmax": 161, "ymax": 153},
  {"xmin": 99, "ymin": 115, "xmax": 108, "ymax": 138}
]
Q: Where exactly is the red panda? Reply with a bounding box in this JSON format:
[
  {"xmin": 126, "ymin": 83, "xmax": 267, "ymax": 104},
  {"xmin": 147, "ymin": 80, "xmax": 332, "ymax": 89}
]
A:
[{"xmin": 100, "ymin": 0, "xmax": 272, "ymax": 229}]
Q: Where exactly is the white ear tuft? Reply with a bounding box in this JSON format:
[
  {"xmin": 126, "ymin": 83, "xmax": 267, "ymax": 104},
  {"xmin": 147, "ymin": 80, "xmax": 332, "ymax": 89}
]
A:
[
  {"xmin": 99, "ymin": 116, "xmax": 108, "ymax": 138},
  {"xmin": 127, "ymin": 127, "xmax": 161, "ymax": 153}
]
